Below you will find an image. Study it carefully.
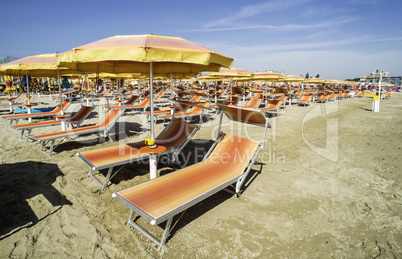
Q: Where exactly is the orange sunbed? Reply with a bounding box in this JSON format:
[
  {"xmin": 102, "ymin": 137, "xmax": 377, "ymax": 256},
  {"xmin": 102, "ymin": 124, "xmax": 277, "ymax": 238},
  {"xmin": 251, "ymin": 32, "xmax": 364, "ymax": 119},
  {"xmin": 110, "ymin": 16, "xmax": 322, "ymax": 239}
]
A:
[
  {"xmin": 31, "ymin": 108, "xmax": 123, "ymax": 155},
  {"xmin": 261, "ymin": 99, "xmax": 282, "ymax": 116},
  {"xmin": 315, "ymin": 94, "xmax": 329, "ymax": 103},
  {"xmin": 2, "ymin": 101, "xmax": 70, "ymax": 125},
  {"xmin": 77, "ymin": 118, "xmax": 200, "ymax": 191},
  {"xmin": 11, "ymin": 105, "xmax": 94, "ymax": 142},
  {"xmin": 111, "ymin": 97, "xmax": 150, "ymax": 111},
  {"xmin": 297, "ymin": 95, "xmax": 312, "ymax": 106},
  {"xmin": 328, "ymin": 93, "xmax": 337, "ymax": 101},
  {"xmin": 101, "ymin": 95, "xmax": 139, "ymax": 108},
  {"xmin": 144, "ymin": 102, "xmax": 191, "ymax": 119},
  {"xmin": 231, "ymin": 97, "xmax": 262, "ymax": 109},
  {"xmin": 113, "ymin": 104, "xmax": 270, "ymax": 247},
  {"xmin": 158, "ymin": 102, "xmax": 209, "ymax": 123}
]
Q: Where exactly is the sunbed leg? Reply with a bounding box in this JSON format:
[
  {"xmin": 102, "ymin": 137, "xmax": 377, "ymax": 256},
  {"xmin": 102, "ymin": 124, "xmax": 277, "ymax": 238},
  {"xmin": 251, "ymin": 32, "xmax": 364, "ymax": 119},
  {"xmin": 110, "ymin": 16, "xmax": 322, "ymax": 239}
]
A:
[
  {"xmin": 235, "ymin": 147, "xmax": 263, "ymax": 194},
  {"xmin": 127, "ymin": 210, "xmax": 136, "ymax": 225},
  {"xmin": 126, "ymin": 211, "xmax": 171, "ymax": 247},
  {"xmin": 102, "ymin": 167, "xmax": 114, "ymax": 191},
  {"xmin": 48, "ymin": 140, "xmax": 55, "ymax": 156},
  {"xmin": 25, "ymin": 129, "xmax": 32, "ymax": 143},
  {"xmin": 160, "ymin": 217, "xmax": 173, "ymax": 246},
  {"xmin": 19, "ymin": 130, "xmax": 25, "ymax": 141},
  {"xmin": 41, "ymin": 141, "xmax": 45, "ymax": 151}
]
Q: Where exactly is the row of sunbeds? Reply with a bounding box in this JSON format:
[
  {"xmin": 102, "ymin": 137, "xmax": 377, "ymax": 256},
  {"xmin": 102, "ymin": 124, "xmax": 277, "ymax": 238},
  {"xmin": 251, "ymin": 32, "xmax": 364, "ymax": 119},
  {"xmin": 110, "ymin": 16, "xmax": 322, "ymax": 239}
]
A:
[{"xmin": 3, "ymin": 87, "xmax": 374, "ymax": 247}]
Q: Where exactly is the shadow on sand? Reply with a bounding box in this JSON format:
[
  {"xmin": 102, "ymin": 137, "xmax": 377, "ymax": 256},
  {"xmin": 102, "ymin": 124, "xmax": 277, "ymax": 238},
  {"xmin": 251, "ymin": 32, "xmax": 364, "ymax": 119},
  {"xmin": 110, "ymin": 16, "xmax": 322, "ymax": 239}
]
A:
[{"xmin": 0, "ymin": 161, "xmax": 72, "ymax": 239}]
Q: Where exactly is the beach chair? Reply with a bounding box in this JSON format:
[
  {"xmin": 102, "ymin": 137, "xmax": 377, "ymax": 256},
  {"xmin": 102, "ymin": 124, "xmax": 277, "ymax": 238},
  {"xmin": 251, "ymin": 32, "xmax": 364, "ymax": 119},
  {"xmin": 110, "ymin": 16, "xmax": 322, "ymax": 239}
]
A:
[
  {"xmin": 232, "ymin": 97, "xmax": 262, "ymax": 109},
  {"xmin": 328, "ymin": 93, "xmax": 337, "ymax": 101},
  {"xmin": 158, "ymin": 102, "xmax": 209, "ymax": 124},
  {"xmin": 30, "ymin": 108, "xmax": 124, "ymax": 156},
  {"xmin": 276, "ymin": 94, "xmax": 288, "ymax": 107},
  {"xmin": 144, "ymin": 101, "xmax": 191, "ymax": 122},
  {"xmin": 355, "ymin": 91, "xmax": 365, "ymax": 98},
  {"xmin": 101, "ymin": 95, "xmax": 139, "ymax": 109},
  {"xmin": 384, "ymin": 92, "xmax": 392, "ymax": 99},
  {"xmin": 1, "ymin": 101, "xmax": 70, "ymax": 125},
  {"xmin": 11, "ymin": 105, "xmax": 94, "ymax": 142},
  {"xmin": 0, "ymin": 93, "xmax": 25, "ymax": 103},
  {"xmin": 297, "ymin": 95, "xmax": 312, "ymax": 106},
  {"xmin": 315, "ymin": 94, "xmax": 329, "ymax": 103},
  {"xmin": 112, "ymin": 104, "xmax": 270, "ymax": 247},
  {"xmin": 261, "ymin": 99, "xmax": 282, "ymax": 116},
  {"xmin": 77, "ymin": 118, "xmax": 201, "ymax": 191},
  {"xmin": 336, "ymin": 92, "xmax": 344, "ymax": 100},
  {"xmin": 0, "ymin": 95, "xmax": 37, "ymax": 112},
  {"xmin": 112, "ymin": 97, "xmax": 150, "ymax": 111}
]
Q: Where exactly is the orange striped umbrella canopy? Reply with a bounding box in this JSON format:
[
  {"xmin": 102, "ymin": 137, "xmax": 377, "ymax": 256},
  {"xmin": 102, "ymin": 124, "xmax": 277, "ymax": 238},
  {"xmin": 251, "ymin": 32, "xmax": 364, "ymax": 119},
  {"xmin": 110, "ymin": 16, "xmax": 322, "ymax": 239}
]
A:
[
  {"xmin": 88, "ymin": 72, "xmax": 142, "ymax": 79},
  {"xmin": 57, "ymin": 34, "xmax": 234, "ymax": 74},
  {"xmin": 324, "ymin": 79, "xmax": 343, "ymax": 85},
  {"xmin": 197, "ymin": 72, "xmax": 217, "ymax": 80},
  {"xmin": 57, "ymin": 34, "xmax": 234, "ymax": 142},
  {"xmin": 278, "ymin": 74, "xmax": 305, "ymax": 82},
  {"xmin": 304, "ymin": 77, "xmax": 326, "ymax": 84},
  {"xmin": 208, "ymin": 67, "xmax": 253, "ymax": 79},
  {"xmin": 253, "ymin": 72, "xmax": 284, "ymax": 81},
  {"xmin": 0, "ymin": 53, "xmax": 75, "ymax": 77}
]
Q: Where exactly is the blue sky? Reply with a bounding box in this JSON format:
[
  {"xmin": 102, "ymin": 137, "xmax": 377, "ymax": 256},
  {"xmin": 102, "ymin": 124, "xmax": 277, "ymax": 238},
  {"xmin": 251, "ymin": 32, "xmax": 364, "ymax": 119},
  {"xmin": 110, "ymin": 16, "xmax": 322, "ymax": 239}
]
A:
[{"xmin": 2, "ymin": 0, "xmax": 401, "ymax": 80}]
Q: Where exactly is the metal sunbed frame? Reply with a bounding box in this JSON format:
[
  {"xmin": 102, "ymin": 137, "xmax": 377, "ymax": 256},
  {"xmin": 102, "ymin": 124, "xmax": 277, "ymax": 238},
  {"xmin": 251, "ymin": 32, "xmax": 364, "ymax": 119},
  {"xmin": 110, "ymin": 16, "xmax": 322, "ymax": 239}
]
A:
[
  {"xmin": 1, "ymin": 101, "xmax": 71, "ymax": 125},
  {"xmin": 77, "ymin": 117, "xmax": 201, "ymax": 191},
  {"xmin": 30, "ymin": 107, "xmax": 124, "ymax": 156},
  {"xmin": 11, "ymin": 99, "xmax": 94, "ymax": 142},
  {"xmin": 112, "ymin": 104, "xmax": 270, "ymax": 247}
]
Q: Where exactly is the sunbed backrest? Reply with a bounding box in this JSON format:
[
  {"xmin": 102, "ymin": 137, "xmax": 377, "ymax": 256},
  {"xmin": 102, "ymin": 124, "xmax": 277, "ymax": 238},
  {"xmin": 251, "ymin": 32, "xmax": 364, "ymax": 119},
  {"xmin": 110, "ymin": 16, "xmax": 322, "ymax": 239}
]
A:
[
  {"xmin": 204, "ymin": 134, "xmax": 259, "ymax": 167},
  {"xmin": 232, "ymin": 86, "xmax": 243, "ymax": 95},
  {"xmin": 299, "ymin": 95, "xmax": 312, "ymax": 102},
  {"xmin": 245, "ymin": 98, "xmax": 261, "ymax": 108},
  {"xmin": 139, "ymin": 97, "xmax": 150, "ymax": 106},
  {"xmin": 126, "ymin": 95, "xmax": 139, "ymax": 104},
  {"xmin": 155, "ymin": 119, "xmax": 197, "ymax": 149},
  {"xmin": 218, "ymin": 104, "xmax": 267, "ymax": 127},
  {"xmin": 187, "ymin": 102, "xmax": 208, "ymax": 114},
  {"xmin": 70, "ymin": 106, "xmax": 93, "ymax": 121},
  {"xmin": 266, "ymin": 100, "xmax": 282, "ymax": 109},
  {"xmin": 97, "ymin": 109, "xmax": 122, "ymax": 128}
]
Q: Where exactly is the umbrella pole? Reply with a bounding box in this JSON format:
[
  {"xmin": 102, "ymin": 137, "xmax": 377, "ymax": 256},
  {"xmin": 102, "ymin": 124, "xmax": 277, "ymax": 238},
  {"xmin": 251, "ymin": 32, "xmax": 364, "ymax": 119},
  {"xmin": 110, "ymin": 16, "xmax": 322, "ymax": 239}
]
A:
[
  {"xmin": 378, "ymin": 73, "xmax": 382, "ymax": 112},
  {"xmin": 25, "ymin": 75, "xmax": 30, "ymax": 105},
  {"xmin": 170, "ymin": 72, "xmax": 173, "ymax": 99},
  {"xmin": 149, "ymin": 62, "xmax": 158, "ymax": 180},
  {"xmin": 57, "ymin": 69, "xmax": 64, "ymax": 115},
  {"xmin": 149, "ymin": 62, "xmax": 155, "ymax": 141}
]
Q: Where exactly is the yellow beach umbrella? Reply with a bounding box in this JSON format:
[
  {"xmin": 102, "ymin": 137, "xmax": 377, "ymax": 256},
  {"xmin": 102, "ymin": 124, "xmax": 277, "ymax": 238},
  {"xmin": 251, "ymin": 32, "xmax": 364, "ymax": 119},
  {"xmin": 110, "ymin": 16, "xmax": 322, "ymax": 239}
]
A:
[
  {"xmin": 0, "ymin": 53, "xmax": 73, "ymax": 77},
  {"xmin": 208, "ymin": 67, "xmax": 253, "ymax": 79},
  {"xmin": 57, "ymin": 34, "xmax": 233, "ymax": 74},
  {"xmin": 57, "ymin": 34, "xmax": 234, "ymax": 179},
  {"xmin": 88, "ymin": 72, "xmax": 143, "ymax": 79},
  {"xmin": 207, "ymin": 67, "xmax": 253, "ymax": 96},
  {"xmin": 253, "ymin": 72, "xmax": 284, "ymax": 81},
  {"xmin": 198, "ymin": 72, "xmax": 217, "ymax": 80},
  {"xmin": 279, "ymin": 74, "xmax": 305, "ymax": 82},
  {"xmin": 304, "ymin": 77, "xmax": 326, "ymax": 84},
  {"xmin": 0, "ymin": 53, "xmax": 78, "ymax": 108}
]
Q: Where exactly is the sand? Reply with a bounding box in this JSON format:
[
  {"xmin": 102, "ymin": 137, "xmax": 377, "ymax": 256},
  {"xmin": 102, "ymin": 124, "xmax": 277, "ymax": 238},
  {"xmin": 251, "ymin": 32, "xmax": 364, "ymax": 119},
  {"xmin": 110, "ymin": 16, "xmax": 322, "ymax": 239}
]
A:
[{"xmin": 0, "ymin": 93, "xmax": 401, "ymax": 258}]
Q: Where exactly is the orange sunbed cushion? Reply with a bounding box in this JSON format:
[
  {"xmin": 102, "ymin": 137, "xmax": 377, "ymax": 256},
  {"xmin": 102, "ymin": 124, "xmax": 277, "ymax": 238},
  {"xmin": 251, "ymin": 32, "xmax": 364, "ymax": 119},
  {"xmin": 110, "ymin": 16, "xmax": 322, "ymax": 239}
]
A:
[
  {"xmin": 116, "ymin": 134, "xmax": 258, "ymax": 220},
  {"xmin": 79, "ymin": 119, "xmax": 197, "ymax": 168}
]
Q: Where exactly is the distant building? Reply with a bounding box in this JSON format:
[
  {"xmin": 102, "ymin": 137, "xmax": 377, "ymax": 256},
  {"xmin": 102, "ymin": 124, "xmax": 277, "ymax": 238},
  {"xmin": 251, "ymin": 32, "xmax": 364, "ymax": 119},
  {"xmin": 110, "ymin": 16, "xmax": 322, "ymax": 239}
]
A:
[{"xmin": 360, "ymin": 69, "xmax": 401, "ymax": 87}]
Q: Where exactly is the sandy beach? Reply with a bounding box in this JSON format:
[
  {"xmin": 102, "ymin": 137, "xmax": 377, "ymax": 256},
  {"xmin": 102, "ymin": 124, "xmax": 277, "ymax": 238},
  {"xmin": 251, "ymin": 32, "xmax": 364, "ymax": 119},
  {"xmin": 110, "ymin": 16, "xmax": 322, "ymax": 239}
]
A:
[{"xmin": 0, "ymin": 93, "xmax": 401, "ymax": 258}]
